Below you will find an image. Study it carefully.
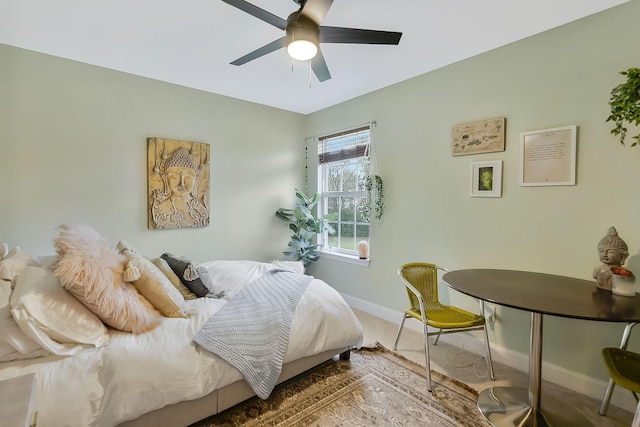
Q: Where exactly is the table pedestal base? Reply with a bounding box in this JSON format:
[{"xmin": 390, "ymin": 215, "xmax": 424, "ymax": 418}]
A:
[{"xmin": 477, "ymin": 387, "xmax": 591, "ymax": 427}]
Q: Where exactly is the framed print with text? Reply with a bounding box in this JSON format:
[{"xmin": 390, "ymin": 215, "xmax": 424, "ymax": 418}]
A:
[
  {"xmin": 470, "ymin": 160, "xmax": 502, "ymax": 198},
  {"xmin": 520, "ymin": 125, "xmax": 577, "ymax": 186}
]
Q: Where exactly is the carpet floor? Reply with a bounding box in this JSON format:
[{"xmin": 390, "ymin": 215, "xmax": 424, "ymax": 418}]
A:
[{"xmin": 190, "ymin": 344, "xmax": 492, "ymax": 426}]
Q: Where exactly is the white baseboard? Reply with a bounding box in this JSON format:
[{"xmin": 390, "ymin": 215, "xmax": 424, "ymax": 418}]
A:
[{"xmin": 342, "ymin": 293, "xmax": 637, "ymax": 413}]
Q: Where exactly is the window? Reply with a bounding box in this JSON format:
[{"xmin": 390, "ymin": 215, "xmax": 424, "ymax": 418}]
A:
[{"xmin": 318, "ymin": 125, "xmax": 371, "ymax": 256}]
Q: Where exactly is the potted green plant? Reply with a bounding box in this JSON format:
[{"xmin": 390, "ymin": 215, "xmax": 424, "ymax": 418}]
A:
[
  {"xmin": 607, "ymin": 67, "xmax": 640, "ymax": 147},
  {"xmin": 275, "ymin": 190, "xmax": 337, "ymax": 266}
]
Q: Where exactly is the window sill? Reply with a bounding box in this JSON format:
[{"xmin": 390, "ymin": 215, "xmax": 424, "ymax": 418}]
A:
[{"xmin": 319, "ymin": 250, "xmax": 371, "ymax": 267}]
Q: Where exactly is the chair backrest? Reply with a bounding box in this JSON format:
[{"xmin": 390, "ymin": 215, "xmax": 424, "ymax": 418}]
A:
[{"xmin": 399, "ymin": 262, "xmax": 441, "ymax": 313}]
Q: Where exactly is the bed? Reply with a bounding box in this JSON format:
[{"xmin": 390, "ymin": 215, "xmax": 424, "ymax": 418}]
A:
[{"xmin": 0, "ymin": 227, "xmax": 363, "ymax": 427}]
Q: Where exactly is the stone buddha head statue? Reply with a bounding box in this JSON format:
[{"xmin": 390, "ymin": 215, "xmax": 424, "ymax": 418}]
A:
[
  {"xmin": 597, "ymin": 226, "xmax": 629, "ymax": 268},
  {"xmin": 594, "ymin": 226, "xmax": 630, "ymax": 290}
]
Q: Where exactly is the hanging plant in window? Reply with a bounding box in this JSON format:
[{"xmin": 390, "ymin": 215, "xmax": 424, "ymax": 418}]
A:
[
  {"xmin": 364, "ymin": 175, "xmax": 384, "ymax": 221},
  {"xmin": 606, "ymin": 67, "xmax": 640, "ymax": 147}
]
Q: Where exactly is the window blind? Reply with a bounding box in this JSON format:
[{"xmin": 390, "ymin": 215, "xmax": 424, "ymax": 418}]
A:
[{"xmin": 318, "ymin": 125, "xmax": 370, "ymax": 164}]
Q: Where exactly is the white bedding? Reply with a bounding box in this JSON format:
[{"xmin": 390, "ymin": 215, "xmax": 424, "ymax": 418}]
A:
[{"xmin": 0, "ymin": 261, "xmax": 363, "ymax": 427}]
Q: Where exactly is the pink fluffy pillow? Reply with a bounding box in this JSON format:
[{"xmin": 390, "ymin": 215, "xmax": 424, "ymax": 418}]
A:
[{"xmin": 53, "ymin": 224, "xmax": 161, "ymax": 334}]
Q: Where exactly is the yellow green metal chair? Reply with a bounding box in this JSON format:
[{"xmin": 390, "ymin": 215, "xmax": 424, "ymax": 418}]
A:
[
  {"xmin": 601, "ymin": 347, "xmax": 640, "ymax": 427},
  {"xmin": 393, "ymin": 262, "xmax": 495, "ymax": 391},
  {"xmin": 599, "ymin": 322, "xmax": 637, "ymax": 416}
]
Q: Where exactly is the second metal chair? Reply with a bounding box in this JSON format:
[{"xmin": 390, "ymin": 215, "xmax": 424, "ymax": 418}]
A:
[
  {"xmin": 600, "ymin": 322, "xmax": 638, "ymax": 416},
  {"xmin": 601, "ymin": 347, "xmax": 640, "ymax": 427}
]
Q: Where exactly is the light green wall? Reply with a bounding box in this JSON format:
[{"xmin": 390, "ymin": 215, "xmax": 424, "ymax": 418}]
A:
[
  {"xmin": 305, "ymin": 0, "xmax": 640, "ymax": 381},
  {"xmin": 0, "ymin": 43, "xmax": 305, "ymax": 262},
  {"xmin": 0, "ymin": 0, "xmax": 638, "ymax": 386}
]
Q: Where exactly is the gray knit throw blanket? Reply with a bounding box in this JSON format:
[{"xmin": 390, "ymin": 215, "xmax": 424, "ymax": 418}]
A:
[{"xmin": 193, "ymin": 269, "xmax": 313, "ymax": 399}]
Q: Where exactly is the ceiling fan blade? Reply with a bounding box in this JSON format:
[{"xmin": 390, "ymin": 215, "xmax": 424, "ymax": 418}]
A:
[
  {"xmin": 300, "ymin": 0, "xmax": 334, "ymax": 25},
  {"xmin": 230, "ymin": 37, "xmax": 286, "ymax": 65},
  {"xmin": 311, "ymin": 49, "xmax": 331, "ymax": 82},
  {"xmin": 221, "ymin": 0, "xmax": 287, "ymax": 30},
  {"xmin": 319, "ymin": 26, "xmax": 402, "ymax": 45}
]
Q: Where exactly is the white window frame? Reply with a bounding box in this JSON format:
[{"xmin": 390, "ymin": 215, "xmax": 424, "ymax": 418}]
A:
[{"xmin": 316, "ymin": 125, "xmax": 371, "ymax": 265}]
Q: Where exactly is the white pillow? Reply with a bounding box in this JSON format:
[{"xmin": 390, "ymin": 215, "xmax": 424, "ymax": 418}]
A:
[
  {"xmin": 10, "ymin": 266, "xmax": 110, "ymax": 355},
  {"xmin": 0, "ymin": 278, "xmax": 11, "ymax": 306},
  {"xmin": 271, "ymin": 260, "xmax": 305, "ymax": 274},
  {"xmin": 0, "ymin": 246, "xmax": 39, "ymax": 286},
  {"xmin": 201, "ymin": 260, "xmax": 277, "ymax": 298},
  {"xmin": 0, "ymin": 279, "xmax": 49, "ymax": 362},
  {"xmin": 0, "ymin": 242, "xmax": 8, "ymax": 259}
]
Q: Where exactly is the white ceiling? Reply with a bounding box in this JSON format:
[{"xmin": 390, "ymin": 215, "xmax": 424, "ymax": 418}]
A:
[{"xmin": 0, "ymin": 0, "xmax": 629, "ymax": 114}]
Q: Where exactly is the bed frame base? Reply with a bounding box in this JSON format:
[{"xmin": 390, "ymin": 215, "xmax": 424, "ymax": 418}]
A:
[{"xmin": 117, "ymin": 347, "xmax": 351, "ymax": 427}]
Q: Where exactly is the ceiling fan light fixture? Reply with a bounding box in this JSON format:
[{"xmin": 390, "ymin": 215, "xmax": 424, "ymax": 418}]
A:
[
  {"xmin": 285, "ymin": 14, "xmax": 319, "ymax": 61},
  {"xmin": 287, "ymin": 39, "xmax": 317, "ymax": 61}
]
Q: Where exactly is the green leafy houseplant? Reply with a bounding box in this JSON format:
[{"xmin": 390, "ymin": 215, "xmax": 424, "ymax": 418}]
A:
[
  {"xmin": 607, "ymin": 67, "xmax": 640, "ymax": 147},
  {"xmin": 364, "ymin": 175, "xmax": 384, "ymax": 221},
  {"xmin": 275, "ymin": 190, "xmax": 337, "ymax": 266}
]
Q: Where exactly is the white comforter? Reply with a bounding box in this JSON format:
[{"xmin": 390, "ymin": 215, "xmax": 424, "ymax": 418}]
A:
[{"xmin": 0, "ymin": 261, "xmax": 363, "ymax": 427}]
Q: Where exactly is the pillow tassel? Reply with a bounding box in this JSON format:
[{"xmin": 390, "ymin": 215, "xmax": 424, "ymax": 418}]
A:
[
  {"xmin": 123, "ymin": 261, "xmax": 141, "ymax": 282},
  {"xmin": 183, "ymin": 264, "xmax": 199, "ymax": 281}
]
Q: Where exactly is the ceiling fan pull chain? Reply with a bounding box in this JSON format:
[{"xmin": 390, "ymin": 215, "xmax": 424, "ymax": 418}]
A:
[{"xmin": 309, "ymin": 60, "xmax": 312, "ymax": 88}]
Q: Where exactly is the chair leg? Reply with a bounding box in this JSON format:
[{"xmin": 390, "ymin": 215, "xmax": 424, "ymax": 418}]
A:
[
  {"xmin": 422, "ymin": 318, "xmax": 433, "ymax": 392},
  {"xmin": 432, "ymin": 328, "xmax": 443, "ymax": 346},
  {"xmin": 600, "ymin": 322, "xmax": 638, "ymax": 416},
  {"xmin": 393, "ymin": 314, "xmax": 407, "ymax": 351},
  {"xmin": 632, "ymin": 399, "xmax": 640, "ymax": 427},
  {"xmin": 599, "ymin": 378, "xmax": 617, "ymax": 416},
  {"xmin": 482, "ymin": 324, "xmax": 495, "ymax": 380},
  {"xmin": 393, "ymin": 314, "xmax": 433, "ymax": 391}
]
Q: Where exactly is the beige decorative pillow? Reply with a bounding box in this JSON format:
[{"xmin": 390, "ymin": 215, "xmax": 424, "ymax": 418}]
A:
[
  {"xmin": 117, "ymin": 241, "xmax": 188, "ymax": 319},
  {"xmin": 152, "ymin": 257, "xmax": 198, "ymax": 300},
  {"xmin": 53, "ymin": 224, "xmax": 161, "ymax": 334},
  {"xmin": 0, "ymin": 246, "xmax": 39, "ymax": 286}
]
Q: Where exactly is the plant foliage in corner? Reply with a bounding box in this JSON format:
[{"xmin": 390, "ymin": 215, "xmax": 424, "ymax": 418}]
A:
[
  {"xmin": 607, "ymin": 67, "xmax": 640, "ymax": 147},
  {"xmin": 364, "ymin": 175, "xmax": 385, "ymax": 221},
  {"xmin": 275, "ymin": 190, "xmax": 337, "ymax": 266}
]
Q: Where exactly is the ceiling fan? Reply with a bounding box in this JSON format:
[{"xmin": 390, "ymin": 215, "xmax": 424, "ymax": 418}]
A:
[{"xmin": 221, "ymin": 0, "xmax": 402, "ymax": 82}]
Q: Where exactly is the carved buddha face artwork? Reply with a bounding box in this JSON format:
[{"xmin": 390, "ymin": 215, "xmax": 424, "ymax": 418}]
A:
[
  {"xmin": 164, "ymin": 149, "xmax": 199, "ymax": 197},
  {"xmin": 147, "ymin": 138, "xmax": 210, "ymax": 230}
]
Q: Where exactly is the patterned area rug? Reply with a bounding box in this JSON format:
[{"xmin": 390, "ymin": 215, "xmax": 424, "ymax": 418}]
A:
[{"xmin": 191, "ymin": 344, "xmax": 491, "ymax": 426}]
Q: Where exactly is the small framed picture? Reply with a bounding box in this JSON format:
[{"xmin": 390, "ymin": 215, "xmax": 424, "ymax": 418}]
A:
[
  {"xmin": 470, "ymin": 160, "xmax": 502, "ymax": 198},
  {"xmin": 520, "ymin": 125, "xmax": 577, "ymax": 186},
  {"xmin": 452, "ymin": 117, "xmax": 506, "ymax": 156}
]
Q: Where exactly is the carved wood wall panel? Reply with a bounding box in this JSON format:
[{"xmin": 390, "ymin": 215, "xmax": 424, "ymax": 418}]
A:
[{"xmin": 147, "ymin": 137, "xmax": 210, "ymax": 230}]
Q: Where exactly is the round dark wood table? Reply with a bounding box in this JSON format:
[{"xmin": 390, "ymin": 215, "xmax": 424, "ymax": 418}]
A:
[{"xmin": 443, "ymin": 269, "xmax": 640, "ymax": 427}]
